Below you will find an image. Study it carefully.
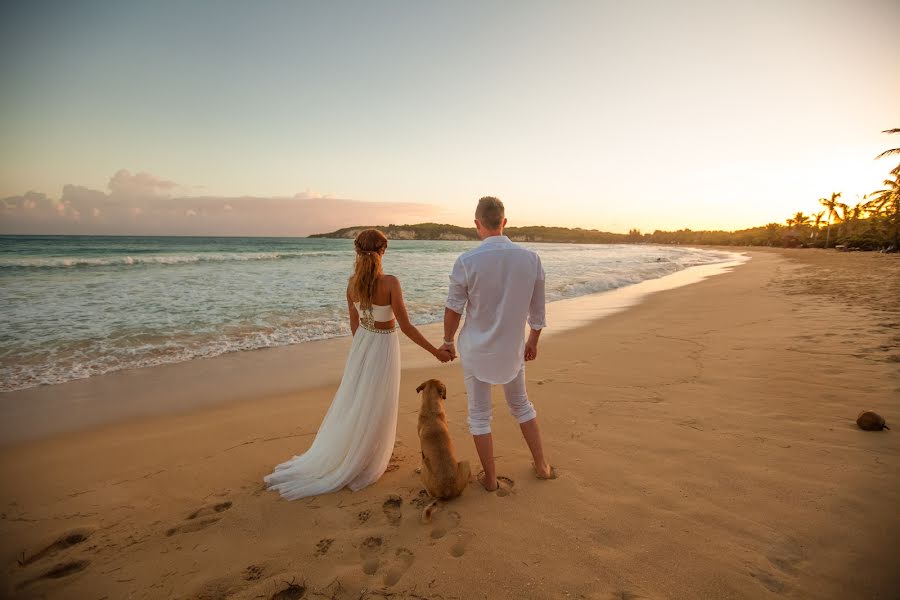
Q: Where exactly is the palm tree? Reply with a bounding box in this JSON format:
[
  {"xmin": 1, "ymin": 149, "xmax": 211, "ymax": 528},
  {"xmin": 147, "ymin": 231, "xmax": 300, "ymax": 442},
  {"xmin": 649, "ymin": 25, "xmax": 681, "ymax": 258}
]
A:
[
  {"xmin": 812, "ymin": 210, "xmax": 825, "ymax": 240},
  {"xmin": 870, "ymin": 172, "xmax": 900, "ymax": 249},
  {"xmin": 818, "ymin": 192, "xmax": 842, "ymax": 248},
  {"xmin": 847, "ymin": 198, "xmax": 866, "ymax": 238},
  {"xmin": 835, "ymin": 202, "xmax": 852, "ymax": 240},
  {"xmin": 812, "ymin": 210, "xmax": 825, "ymax": 228},
  {"xmin": 875, "ymin": 128, "xmax": 900, "ymax": 177},
  {"xmin": 792, "ymin": 211, "xmax": 811, "ymax": 228}
]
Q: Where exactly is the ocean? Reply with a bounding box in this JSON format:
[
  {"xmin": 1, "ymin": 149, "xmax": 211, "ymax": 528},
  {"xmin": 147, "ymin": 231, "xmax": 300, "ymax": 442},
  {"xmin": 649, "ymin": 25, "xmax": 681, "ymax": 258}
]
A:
[{"xmin": 0, "ymin": 235, "xmax": 737, "ymax": 392}]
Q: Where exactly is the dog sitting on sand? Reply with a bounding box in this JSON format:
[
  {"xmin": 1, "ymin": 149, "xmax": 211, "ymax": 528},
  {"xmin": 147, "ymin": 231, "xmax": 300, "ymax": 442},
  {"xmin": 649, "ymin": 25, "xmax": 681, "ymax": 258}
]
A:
[{"xmin": 416, "ymin": 379, "xmax": 471, "ymax": 520}]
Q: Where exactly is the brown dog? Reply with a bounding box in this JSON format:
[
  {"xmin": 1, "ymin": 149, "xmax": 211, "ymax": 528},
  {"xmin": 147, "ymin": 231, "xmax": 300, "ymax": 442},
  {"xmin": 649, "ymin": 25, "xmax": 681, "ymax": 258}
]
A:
[{"xmin": 416, "ymin": 379, "xmax": 471, "ymax": 520}]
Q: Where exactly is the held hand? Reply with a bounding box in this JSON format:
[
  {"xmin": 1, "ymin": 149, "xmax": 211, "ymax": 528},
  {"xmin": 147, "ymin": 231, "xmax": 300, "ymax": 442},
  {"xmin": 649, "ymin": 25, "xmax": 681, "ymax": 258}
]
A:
[
  {"xmin": 434, "ymin": 348, "xmax": 455, "ymax": 363},
  {"xmin": 439, "ymin": 342, "xmax": 457, "ymax": 360},
  {"xmin": 524, "ymin": 339, "xmax": 538, "ymax": 361}
]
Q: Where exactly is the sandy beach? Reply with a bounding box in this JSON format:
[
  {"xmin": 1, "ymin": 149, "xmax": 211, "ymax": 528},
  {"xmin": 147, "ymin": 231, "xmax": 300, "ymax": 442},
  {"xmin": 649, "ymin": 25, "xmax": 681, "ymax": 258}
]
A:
[{"xmin": 1, "ymin": 248, "xmax": 898, "ymax": 600}]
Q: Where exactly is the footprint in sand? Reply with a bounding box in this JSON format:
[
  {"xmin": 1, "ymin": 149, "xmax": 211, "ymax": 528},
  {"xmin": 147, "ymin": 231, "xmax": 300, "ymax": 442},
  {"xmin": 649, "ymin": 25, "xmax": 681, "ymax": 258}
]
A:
[
  {"xmin": 242, "ymin": 564, "xmax": 264, "ymax": 581},
  {"xmin": 165, "ymin": 517, "xmax": 221, "ymax": 537},
  {"xmin": 166, "ymin": 500, "xmax": 232, "ymax": 537},
  {"xmin": 496, "ymin": 476, "xmax": 515, "ymax": 497},
  {"xmin": 382, "ymin": 495, "xmax": 402, "ymax": 525},
  {"xmin": 357, "ymin": 509, "xmax": 371, "ymax": 524},
  {"xmin": 386, "ymin": 451, "xmax": 403, "ymax": 473},
  {"xmin": 359, "ymin": 536, "xmax": 384, "ymax": 575},
  {"xmin": 382, "ymin": 548, "xmax": 414, "ymax": 586},
  {"xmin": 449, "ymin": 531, "xmax": 474, "ymax": 558},
  {"xmin": 430, "ymin": 510, "xmax": 461, "ymax": 539},
  {"xmin": 187, "ymin": 500, "xmax": 232, "ymax": 520},
  {"xmin": 18, "ymin": 528, "xmax": 93, "ymax": 567},
  {"xmin": 410, "ymin": 489, "xmax": 431, "ymax": 509},
  {"xmin": 17, "ymin": 560, "xmax": 91, "ymax": 591},
  {"xmin": 270, "ymin": 579, "xmax": 307, "ymax": 600},
  {"xmin": 750, "ymin": 535, "xmax": 805, "ymax": 593},
  {"xmin": 314, "ymin": 538, "xmax": 334, "ymax": 557},
  {"xmin": 749, "ymin": 568, "xmax": 786, "ymax": 594},
  {"xmin": 610, "ymin": 592, "xmax": 644, "ymax": 600}
]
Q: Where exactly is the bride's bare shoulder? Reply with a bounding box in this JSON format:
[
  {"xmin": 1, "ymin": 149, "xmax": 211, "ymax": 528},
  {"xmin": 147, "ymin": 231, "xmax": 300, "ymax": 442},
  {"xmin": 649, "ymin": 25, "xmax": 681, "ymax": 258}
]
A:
[{"xmin": 380, "ymin": 274, "xmax": 401, "ymax": 298}]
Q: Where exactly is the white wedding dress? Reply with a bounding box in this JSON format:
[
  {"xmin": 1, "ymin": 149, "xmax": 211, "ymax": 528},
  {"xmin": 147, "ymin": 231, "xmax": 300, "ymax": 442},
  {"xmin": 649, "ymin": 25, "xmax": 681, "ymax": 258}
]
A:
[{"xmin": 264, "ymin": 303, "xmax": 401, "ymax": 500}]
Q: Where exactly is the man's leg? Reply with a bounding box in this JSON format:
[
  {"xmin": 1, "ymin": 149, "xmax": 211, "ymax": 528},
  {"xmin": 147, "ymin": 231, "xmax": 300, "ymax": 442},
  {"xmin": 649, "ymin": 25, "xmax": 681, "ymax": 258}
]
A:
[
  {"xmin": 519, "ymin": 419, "xmax": 552, "ymax": 478},
  {"xmin": 503, "ymin": 369, "xmax": 553, "ymax": 478},
  {"xmin": 464, "ymin": 370, "xmax": 497, "ymax": 490},
  {"xmin": 472, "ymin": 433, "xmax": 496, "ymax": 491}
]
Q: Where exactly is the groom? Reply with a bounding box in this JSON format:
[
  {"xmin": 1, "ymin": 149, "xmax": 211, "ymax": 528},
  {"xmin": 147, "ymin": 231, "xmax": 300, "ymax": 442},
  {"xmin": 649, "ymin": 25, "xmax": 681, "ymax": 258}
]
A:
[{"xmin": 441, "ymin": 196, "xmax": 555, "ymax": 491}]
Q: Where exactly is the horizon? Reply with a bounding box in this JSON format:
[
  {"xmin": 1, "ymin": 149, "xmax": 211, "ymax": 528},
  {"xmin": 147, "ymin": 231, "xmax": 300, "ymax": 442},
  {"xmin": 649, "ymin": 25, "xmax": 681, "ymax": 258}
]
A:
[
  {"xmin": 2, "ymin": 1, "xmax": 899, "ymax": 236},
  {"xmin": 0, "ymin": 215, "xmax": 846, "ymax": 239}
]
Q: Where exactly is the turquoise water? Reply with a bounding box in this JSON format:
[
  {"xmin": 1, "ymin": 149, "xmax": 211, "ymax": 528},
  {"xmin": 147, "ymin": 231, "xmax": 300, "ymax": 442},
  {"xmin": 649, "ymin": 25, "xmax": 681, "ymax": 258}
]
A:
[{"xmin": 0, "ymin": 235, "xmax": 735, "ymax": 392}]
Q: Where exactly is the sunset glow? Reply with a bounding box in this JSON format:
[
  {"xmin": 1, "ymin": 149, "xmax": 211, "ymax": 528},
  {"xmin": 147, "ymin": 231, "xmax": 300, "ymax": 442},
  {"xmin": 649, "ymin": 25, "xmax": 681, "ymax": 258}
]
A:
[{"xmin": 1, "ymin": 1, "xmax": 898, "ymax": 235}]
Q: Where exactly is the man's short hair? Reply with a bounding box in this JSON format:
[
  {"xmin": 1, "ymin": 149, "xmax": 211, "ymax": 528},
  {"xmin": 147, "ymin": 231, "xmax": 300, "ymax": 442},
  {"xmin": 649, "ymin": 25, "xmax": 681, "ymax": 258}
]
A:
[{"xmin": 475, "ymin": 196, "xmax": 505, "ymax": 230}]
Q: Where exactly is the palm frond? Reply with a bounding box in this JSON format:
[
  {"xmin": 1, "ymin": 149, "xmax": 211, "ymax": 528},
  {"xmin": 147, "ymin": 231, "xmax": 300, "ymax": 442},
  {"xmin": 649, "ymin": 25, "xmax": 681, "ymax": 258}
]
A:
[
  {"xmin": 875, "ymin": 148, "xmax": 900, "ymax": 159},
  {"xmin": 882, "ymin": 128, "xmax": 900, "ymax": 135}
]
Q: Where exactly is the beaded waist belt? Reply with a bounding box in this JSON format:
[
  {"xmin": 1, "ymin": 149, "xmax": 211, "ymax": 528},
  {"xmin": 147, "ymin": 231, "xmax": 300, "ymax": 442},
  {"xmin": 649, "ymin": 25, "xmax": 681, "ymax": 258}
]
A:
[{"xmin": 360, "ymin": 322, "xmax": 397, "ymax": 334}]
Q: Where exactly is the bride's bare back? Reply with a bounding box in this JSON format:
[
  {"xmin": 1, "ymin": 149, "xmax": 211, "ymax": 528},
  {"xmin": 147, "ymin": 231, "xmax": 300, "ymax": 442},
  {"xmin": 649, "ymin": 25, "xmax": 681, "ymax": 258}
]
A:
[{"xmin": 347, "ymin": 275, "xmax": 451, "ymax": 362}]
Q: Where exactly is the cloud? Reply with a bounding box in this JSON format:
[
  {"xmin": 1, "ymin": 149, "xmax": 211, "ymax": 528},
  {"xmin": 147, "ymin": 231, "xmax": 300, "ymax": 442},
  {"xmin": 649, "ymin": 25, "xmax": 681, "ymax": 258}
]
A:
[
  {"xmin": 0, "ymin": 170, "xmax": 442, "ymax": 236},
  {"xmin": 108, "ymin": 169, "xmax": 178, "ymax": 198},
  {"xmin": 293, "ymin": 189, "xmax": 331, "ymax": 200}
]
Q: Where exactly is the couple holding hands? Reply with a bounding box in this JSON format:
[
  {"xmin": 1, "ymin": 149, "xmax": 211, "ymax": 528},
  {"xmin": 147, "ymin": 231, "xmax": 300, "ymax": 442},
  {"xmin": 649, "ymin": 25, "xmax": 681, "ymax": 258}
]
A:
[{"xmin": 264, "ymin": 196, "xmax": 555, "ymax": 500}]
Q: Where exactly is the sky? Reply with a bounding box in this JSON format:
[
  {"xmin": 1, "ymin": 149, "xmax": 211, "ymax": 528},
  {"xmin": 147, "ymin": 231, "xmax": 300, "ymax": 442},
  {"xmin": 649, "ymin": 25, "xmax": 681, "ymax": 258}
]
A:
[{"xmin": 1, "ymin": 0, "xmax": 899, "ymax": 236}]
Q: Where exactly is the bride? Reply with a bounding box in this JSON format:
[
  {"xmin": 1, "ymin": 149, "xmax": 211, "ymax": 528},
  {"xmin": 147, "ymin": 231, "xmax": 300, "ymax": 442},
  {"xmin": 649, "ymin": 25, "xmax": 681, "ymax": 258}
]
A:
[{"xmin": 264, "ymin": 229, "xmax": 454, "ymax": 500}]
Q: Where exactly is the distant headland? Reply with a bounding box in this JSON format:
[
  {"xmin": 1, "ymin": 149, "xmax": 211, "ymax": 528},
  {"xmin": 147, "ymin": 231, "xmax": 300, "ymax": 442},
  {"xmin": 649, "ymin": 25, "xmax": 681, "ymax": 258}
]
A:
[
  {"xmin": 308, "ymin": 217, "xmax": 897, "ymax": 250},
  {"xmin": 309, "ymin": 223, "xmax": 626, "ymax": 244}
]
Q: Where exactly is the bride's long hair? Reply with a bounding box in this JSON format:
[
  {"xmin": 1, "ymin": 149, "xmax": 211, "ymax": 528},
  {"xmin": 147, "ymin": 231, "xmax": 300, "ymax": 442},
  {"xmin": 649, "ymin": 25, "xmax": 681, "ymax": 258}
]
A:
[{"xmin": 350, "ymin": 229, "xmax": 388, "ymax": 310}]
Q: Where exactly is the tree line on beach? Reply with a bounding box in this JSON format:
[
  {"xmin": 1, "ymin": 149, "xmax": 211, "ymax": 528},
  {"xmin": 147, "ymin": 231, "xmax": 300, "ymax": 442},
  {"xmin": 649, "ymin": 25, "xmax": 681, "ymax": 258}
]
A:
[
  {"xmin": 630, "ymin": 128, "xmax": 899, "ymax": 251},
  {"xmin": 313, "ymin": 129, "xmax": 900, "ymax": 252}
]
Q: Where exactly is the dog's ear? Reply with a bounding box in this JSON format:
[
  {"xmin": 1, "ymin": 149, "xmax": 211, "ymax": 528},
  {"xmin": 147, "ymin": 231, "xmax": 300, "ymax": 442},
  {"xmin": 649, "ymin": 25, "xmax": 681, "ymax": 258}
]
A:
[
  {"xmin": 416, "ymin": 382, "xmax": 427, "ymax": 394},
  {"xmin": 440, "ymin": 383, "xmax": 447, "ymax": 400}
]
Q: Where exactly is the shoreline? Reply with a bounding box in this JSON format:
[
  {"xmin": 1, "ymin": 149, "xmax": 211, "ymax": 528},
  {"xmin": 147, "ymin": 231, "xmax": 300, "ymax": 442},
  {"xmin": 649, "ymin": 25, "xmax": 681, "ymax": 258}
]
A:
[
  {"xmin": 0, "ymin": 250, "xmax": 746, "ymax": 446},
  {"xmin": 0, "ymin": 240, "xmax": 735, "ymax": 396},
  {"xmin": 1, "ymin": 249, "xmax": 898, "ymax": 599}
]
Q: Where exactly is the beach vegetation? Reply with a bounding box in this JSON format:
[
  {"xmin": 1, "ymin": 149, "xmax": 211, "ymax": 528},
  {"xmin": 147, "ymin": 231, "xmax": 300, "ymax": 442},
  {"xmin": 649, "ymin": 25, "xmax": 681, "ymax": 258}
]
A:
[{"xmin": 313, "ymin": 129, "xmax": 900, "ymax": 252}]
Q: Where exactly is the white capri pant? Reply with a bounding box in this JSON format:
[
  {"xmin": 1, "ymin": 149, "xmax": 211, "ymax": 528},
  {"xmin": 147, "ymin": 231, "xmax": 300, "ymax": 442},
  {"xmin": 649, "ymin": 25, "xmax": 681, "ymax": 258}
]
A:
[{"xmin": 464, "ymin": 366, "xmax": 537, "ymax": 435}]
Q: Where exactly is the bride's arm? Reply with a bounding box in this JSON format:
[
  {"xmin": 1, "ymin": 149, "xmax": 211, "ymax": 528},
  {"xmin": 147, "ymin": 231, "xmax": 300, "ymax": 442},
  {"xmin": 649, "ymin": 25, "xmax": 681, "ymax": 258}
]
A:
[
  {"xmin": 386, "ymin": 276, "xmax": 449, "ymax": 360},
  {"xmin": 347, "ymin": 286, "xmax": 359, "ymax": 336}
]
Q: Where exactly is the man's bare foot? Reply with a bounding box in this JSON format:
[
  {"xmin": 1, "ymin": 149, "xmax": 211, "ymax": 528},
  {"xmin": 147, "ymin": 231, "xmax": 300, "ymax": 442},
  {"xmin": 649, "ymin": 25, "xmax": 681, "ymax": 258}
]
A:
[
  {"xmin": 533, "ymin": 462, "xmax": 557, "ymax": 480},
  {"xmin": 476, "ymin": 470, "xmax": 498, "ymax": 491}
]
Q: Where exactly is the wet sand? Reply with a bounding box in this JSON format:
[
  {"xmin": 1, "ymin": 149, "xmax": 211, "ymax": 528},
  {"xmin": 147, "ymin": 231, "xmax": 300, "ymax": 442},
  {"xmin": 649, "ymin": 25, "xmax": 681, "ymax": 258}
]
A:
[{"xmin": 1, "ymin": 249, "xmax": 898, "ymax": 599}]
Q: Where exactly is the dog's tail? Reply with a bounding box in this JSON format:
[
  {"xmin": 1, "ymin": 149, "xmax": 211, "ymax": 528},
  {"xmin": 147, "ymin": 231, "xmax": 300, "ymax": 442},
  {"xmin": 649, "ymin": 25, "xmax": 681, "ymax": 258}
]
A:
[{"xmin": 422, "ymin": 499, "xmax": 440, "ymax": 524}]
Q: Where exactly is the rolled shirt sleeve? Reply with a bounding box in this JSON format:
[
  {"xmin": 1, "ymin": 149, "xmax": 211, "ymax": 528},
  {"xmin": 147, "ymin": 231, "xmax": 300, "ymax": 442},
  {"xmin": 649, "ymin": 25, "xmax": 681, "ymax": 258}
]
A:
[
  {"xmin": 527, "ymin": 255, "xmax": 546, "ymax": 330},
  {"xmin": 445, "ymin": 257, "xmax": 468, "ymax": 314}
]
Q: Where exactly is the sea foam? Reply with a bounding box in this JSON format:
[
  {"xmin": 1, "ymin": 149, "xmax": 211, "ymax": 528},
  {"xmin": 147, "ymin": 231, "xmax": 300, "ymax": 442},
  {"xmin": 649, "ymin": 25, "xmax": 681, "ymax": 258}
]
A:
[{"xmin": 0, "ymin": 236, "xmax": 738, "ymax": 392}]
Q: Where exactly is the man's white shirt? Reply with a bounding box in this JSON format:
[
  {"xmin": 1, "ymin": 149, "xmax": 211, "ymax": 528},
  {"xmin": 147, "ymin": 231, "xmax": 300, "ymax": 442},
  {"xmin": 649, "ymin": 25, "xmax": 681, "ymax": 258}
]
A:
[{"xmin": 445, "ymin": 235, "xmax": 546, "ymax": 384}]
